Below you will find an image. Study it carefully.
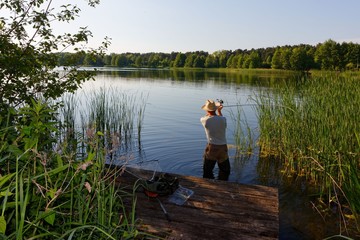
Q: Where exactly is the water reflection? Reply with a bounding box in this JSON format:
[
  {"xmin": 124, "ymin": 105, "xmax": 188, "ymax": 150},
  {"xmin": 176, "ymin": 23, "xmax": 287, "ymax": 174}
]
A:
[{"xmin": 93, "ymin": 67, "xmax": 301, "ymax": 87}]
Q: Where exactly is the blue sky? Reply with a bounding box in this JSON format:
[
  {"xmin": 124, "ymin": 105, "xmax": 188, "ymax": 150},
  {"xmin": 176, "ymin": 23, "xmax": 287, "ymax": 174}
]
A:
[{"xmin": 59, "ymin": 0, "xmax": 360, "ymax": 54}]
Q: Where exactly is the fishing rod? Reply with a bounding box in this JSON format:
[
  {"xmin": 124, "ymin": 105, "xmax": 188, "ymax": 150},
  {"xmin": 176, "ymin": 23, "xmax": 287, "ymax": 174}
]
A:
[
  {"xmin": 223, "ymin": 104, "xmax": 258, "ymax": 108},
  {"xmin": 216, "ymin": 99, "xmax": 295, "ymax": 112},
  {"xmin": 216, "ymin": 99, "xmax": 257, "ymax": 108}
]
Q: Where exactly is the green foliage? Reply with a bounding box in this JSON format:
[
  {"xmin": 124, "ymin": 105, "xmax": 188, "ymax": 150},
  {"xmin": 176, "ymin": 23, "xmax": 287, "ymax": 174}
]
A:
[
  {"xmin": 205, "ymin": 54, "xmax": 219, "ymax": 68},
  {"xmin": 248, "ymin": 51, "xmax": 261, "ymax": 68},
  {"xmin": 0, "ymin": 100, "xmax": 146, "ymax": 239},
  {"xmin": 0, "ymin": 0, "xmax": 110, "ymax": 107},
  {"xmin": 17, "ymin": 99, "xmax": 58, "ymax": 151},
  {"xmin": 290, "ymin": 47, "xmax": 309, "ymax": 71},
  {"xmin": 315, "ymin": 39, "xmax": 341, "ymax": 70},
  {"xmin": 193, "ymin": 55, "xmax": 206, "ymax": 68},
  {"xmin": 115, "ymin": 54, "xmax": 128, "ymax": 67},
  {"xmin": 61, "ymin": 39, "xmax": 360, "ymax": 72},
  {"xmin": 280, "ymin": 48, "xmax": 292, "ymax": 70},
  {"xmin": 173, "ymin": 53, "xmax": 186, "ymax": 67},
  {"xmin": 271, "ymin": 48, "xmax": 282, "ymax": 69},
  {"xmin": 184, "ymin": 54, "xmax": 195, "ymax": 67},
  {"xmin": 0, "ymin": 1, "xmax": 153, "ymax": 239}
]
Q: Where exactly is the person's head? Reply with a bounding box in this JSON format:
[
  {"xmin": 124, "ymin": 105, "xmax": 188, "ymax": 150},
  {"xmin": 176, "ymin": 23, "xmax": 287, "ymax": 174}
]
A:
[{"xmin": 201, "ymin": 99, "xmax": 218, "ymax": 113}]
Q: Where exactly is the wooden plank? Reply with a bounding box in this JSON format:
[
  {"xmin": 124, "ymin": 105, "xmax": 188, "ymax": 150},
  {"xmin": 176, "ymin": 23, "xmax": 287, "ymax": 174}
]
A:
[
  {"xmin": 135, "ymin": 197, "xmax": 278, "ymax": 238},
  {"xmin": 113, "ymin": 167, "xmax": 279, "ymax": 240}
]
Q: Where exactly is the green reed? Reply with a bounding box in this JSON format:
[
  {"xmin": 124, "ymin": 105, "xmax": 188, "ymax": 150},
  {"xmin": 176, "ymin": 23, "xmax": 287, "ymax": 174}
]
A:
[
  {"xmin": 229, "ymin": 105, "xmax": 255, "ymax": 155},
  {"xmin": 228, "ymin": 105, "xmax": 257, "ymax": 175},
  {"xmin": 254, "ymin": 74, "xmax": 360, "ymax": 231},
  {"xmin": 0, "ymin": 91, "xmax": 149, "ymax": 238},
  {"xmin": 60, "ymin": 86, "xmax": 148, "ymax": 161}
]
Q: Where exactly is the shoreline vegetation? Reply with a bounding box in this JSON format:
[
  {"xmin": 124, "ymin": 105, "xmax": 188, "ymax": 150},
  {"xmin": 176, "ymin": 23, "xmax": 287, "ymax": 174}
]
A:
[
  {"xmin": 1, "ymin": 69, "xmax": 359, "ymax": 238},
  {"xmin": 57, "ymin": 39, "xmax": 360, "ymax": 72},
  {"xmin": 1, "ymin": 1, "xmax": 359, "ymax": 238},
  {"xmin": 251, "ymin": 72, "xmax": 360, "ymax": 237}
]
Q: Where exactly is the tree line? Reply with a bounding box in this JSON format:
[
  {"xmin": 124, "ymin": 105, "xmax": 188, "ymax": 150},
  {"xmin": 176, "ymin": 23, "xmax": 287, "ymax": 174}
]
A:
[{"xmin": 57, "ymin": 39, "xmax": 360, "ymax": 72}]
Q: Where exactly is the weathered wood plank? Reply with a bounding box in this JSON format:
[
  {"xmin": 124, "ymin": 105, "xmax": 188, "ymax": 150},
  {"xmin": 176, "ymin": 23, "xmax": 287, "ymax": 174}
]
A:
[{"xmin": 114, "ymin": 167, "xmax": 279, "ymax": 240}]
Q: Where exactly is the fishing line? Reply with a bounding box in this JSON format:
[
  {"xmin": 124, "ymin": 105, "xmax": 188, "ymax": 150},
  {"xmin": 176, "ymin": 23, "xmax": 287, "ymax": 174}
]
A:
[
  {"xmin": 123, "ymin": 159, "xmax": 161, "ymax": 181},
  {"xmin": 216, "ymin": 99, "xmax": 295, "ymax": 112}
]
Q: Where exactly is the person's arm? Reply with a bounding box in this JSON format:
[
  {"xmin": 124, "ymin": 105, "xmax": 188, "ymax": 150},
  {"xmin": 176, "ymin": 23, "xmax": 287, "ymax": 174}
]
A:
[{"xmin": 217, "ymin": 105, "xmax": 223, "ymax": 116}]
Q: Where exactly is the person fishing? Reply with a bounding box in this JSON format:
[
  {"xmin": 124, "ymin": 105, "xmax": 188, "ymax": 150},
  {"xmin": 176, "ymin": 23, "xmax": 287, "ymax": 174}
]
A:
[{"xmin": 200, "ymin": 99, "xmax": 230, "ymax": 181}]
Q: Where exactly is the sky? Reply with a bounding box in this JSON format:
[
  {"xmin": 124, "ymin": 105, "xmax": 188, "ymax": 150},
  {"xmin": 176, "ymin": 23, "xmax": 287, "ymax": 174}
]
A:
[{"xmin": 54, "ymin": 0, "xmax": 360, "ymax": 54}]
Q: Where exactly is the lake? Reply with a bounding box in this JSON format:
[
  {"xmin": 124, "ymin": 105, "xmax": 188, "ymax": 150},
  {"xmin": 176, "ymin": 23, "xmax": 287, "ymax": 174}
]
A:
[{"xmin": 74, "ymin": 68, "xmax": 332, "ymax": 239}]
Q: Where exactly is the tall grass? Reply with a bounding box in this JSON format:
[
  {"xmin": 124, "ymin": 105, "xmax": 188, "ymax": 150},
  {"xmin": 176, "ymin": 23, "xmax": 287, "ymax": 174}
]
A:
[
  {"xmin": 60, "ymin": 87, "xmax": 148, "ymax": 164},
  {"xmin": 0, "ymin": 87, "xmax": 149, "ymax": 239},
  {"xmin": 229, "ymin": 105, "xmax": 255, "ymax": 159},
  {"xmin": 254, "ymin": 74, "xmax": 360, "ymax": 233}
]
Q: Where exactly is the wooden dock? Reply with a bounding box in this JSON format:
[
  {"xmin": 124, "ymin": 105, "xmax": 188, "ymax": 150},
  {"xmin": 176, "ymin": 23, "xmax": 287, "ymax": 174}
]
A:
[{"xmin": 115, "ymin": 167, "xmax": 279, "ymax": 240}]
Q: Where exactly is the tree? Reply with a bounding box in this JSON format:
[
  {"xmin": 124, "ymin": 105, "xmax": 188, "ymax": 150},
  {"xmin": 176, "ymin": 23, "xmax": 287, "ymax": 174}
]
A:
[
  {"xmin": 159, "ymin": 55, "xmax": 171, "ymax": 68},
  {"xmin": 205, "ymin": 55, "xmax": 218, "ymax": 68},
  {"xmin": 115, "ymin": 54, "xmax": 128, "ymax": 67},
  {"xmin": 248, "ymin": 51, "xmax": 261, "ymax": 68},
  {"xmin": 264, "ymin": 56, "xmax": 272, "ymax": 68},
  {"xmin": 271, "ymin": 48, "xmax": 282, "ymax": 69},
  {"xmin": 147, "ymin": 53, "xmax": 157, "ymax": 67},
  {"xmin": 242, "ymin": 54, "xmax": 251, "ymax": 68},
  {"xmin": 103, "ymin": 54, "xmax": 112, "ymax": 66},
  {"xmin": 193, "ymin": 55, "xmax": 205, "ymax": 68},
  {"xmin": 0, "ymin": 0, "xmax": 110, "ymax": 107},
  {"xmin": 231, "ymin": 55, "xmax": 239, "ymax": 68},
  {"xmin": 280, "ymin": 48, "xmax": 292, "ymax": 70},
  {"xmin": 184, "ymin": 53, "xmax": 195, "ymax": 68},
  {"xmin": 342, "ymin": 42, "xmax": 360, "ymax": 70},
  {"xmin": 110, "ymin": 54, "xmax": 118, "ymax": 66},
  {"xmin": 213, "ymin": 50, "xmax": 229, "ymax": 68},
  {"xmin": 237, "ymin": 54, "xmax": 244, "ymax": 69},
  {"xmin": 260, "ymin": 47, "xmax": 275, "ymax": 68},
  {"xmin": 290, "ymin": 47, "xmax": 308, "ymax": 71},
  {"xmin": 173, "ymin": 53, "xmax": 186, "ymax": 67},
  {"xmin": 83, "ymin": 54, "xmax": 105, "ymax": 66},
  {"xmin": 135, "ymin": 55, "xmax": 143, "ymax": 67},
  {"xmin": 315, "ymin": 39, "xmax": 341, "ymax": 70},
  {"xmin": 226, "ymin": 55, "xmax": 234, "ymax": 68}
]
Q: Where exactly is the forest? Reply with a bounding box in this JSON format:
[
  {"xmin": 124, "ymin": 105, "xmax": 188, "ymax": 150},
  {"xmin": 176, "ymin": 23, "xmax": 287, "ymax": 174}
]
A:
[{"xmin": 57, "ymin": 39, "xmax": 360, "ymax": 71}]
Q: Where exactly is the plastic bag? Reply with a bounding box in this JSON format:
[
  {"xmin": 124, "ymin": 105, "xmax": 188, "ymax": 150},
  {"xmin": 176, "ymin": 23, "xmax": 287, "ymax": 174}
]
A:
[{"xmin": 167, "ymin": 185, "xmax": 194, "ymax": 205}]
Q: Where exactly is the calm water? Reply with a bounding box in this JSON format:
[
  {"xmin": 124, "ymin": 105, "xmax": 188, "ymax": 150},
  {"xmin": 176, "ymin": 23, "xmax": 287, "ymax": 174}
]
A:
[
  {"xmin": 80, "ymin": 68, "xmax": 275, "ymax": 182},
  {"xmin": 75, "ymin": 68, "xmax": 335, "ymax": 239}
]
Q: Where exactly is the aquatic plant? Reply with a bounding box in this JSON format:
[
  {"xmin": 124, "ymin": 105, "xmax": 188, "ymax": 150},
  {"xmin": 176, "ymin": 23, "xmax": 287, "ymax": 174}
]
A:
[
  {"xmin": 254, "ymin": 73, "xmax": 360, "ymax": 234},
  {"xmin": 229, "ymin": 104, "xmax": 255, "ymax": 156},
  {"xmin": 59, "ymin": 86, "xmax": 148, "ymax": 163}
]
